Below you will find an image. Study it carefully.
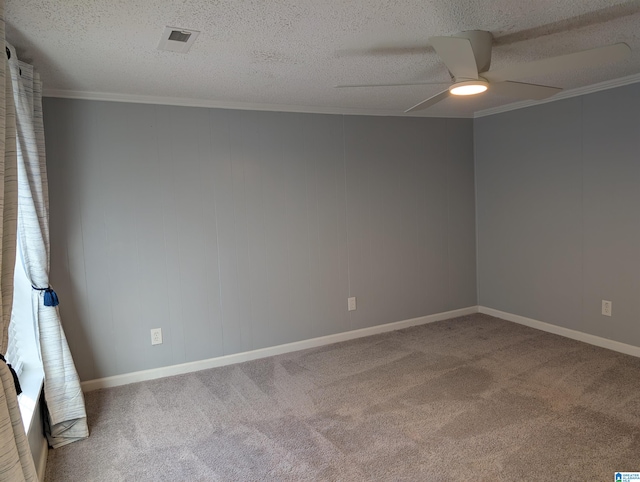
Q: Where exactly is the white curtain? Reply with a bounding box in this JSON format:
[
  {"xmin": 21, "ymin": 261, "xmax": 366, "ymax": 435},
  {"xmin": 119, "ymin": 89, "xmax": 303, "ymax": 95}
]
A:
[
  {"xmin": 0, "ymin": 363, "xmax": 36, "ymax": 481},
  {"xmin": 9, "ymin": 46, "xmax": 89, "ymax": 448},
  {"xmin": 0, "ymin": 0, "xmax": 37, "ymax": 479}
]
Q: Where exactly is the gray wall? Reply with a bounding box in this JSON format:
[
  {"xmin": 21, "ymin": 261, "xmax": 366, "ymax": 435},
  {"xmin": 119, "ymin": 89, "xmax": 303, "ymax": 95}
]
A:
[
  {"xmin": 44, "ymin": 98, "xmax": 476, "ymax": 381},
  {"xmin": 476, "ymin": 83, "xmax": 640, "ymax": 347}
]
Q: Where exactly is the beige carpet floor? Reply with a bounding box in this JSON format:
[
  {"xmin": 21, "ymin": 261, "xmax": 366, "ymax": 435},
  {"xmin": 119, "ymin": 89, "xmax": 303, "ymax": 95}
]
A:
[{"xmin": 45, "ymin": 314, "xmax": 640, "ymax": 481}]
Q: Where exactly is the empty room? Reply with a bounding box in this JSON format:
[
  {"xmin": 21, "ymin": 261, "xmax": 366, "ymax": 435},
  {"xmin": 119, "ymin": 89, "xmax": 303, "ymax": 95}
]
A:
[{"xmin": 2, "ymin": 0, "xmax": 640, "ymax": 481}]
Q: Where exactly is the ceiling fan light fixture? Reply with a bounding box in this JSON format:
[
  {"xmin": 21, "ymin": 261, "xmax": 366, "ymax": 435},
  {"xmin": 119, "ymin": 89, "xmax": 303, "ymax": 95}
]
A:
[{"xmin": 449, "ymin": 80, "xmax": 489, "ymax": 96}]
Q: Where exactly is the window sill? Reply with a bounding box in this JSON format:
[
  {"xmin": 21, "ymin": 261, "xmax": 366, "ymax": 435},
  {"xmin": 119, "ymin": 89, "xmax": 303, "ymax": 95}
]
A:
[{"xmin": 18, "ymin": 366, "xmax": 44, "ymax": 432}]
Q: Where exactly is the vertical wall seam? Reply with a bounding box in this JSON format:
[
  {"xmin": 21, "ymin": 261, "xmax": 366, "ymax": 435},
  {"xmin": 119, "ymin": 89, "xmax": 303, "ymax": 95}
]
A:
[
  {"xmin": 342, "ymin": 115, "xmax": 351, "ymax": 326},
  {"xmin": 127, "ymin": 105, "xmax": 145, "ymax": 370},
  {"xmin": 445, "ymin": 119, "xmax": 452, "ymax": 311},
  {"xmin": 76, "ymin": 105, "xmax": 96, "ymax": 379},
  {"xmin": 312, "ymin": 126, "xmax": 321, "ymax": 338},
  {"xmin": 169, "ymin": 106, "xmax": 188, "ymax": 364},
  {"xmin": 580, "ymin": 97, "xmax": 585, "ymax": 333},
  {"xmin": 259, "ymin": 116, "xmax": 270, "ymax": 345},
  {"xmin": 243, "ymin": 117, "xmax": 255, "ymax": 351},
  {"xmin": 302, "ymin": 121, "xmax": 313, "ymax": 339},
  {"xmin": 156, "ymin": 105, "xmax": 178, "ymax": 363},
  {"xmin": 229, "ymin": 114, "xmax": 242, "ymax": 356},
  {"xmin": 97, "ymin": 105, "xmax": 118, "ymax": 376},
  {"xmin": 209, "ymin": 109, "xmax": 226, "ymax": 357},
  {"xmin": 281, "ymin": 118, "xmax": 294, "ymax": 346},
  {"xmin": 333, "ymin": 119, "xmax": 344, "ymax": 331},
  {"xmin": 195, "ymin": 109, "xmax": 213, "ymax": 356},
  {"xmin": 473, "ymin": 118, "xmax": 480, "ymax": 306}
]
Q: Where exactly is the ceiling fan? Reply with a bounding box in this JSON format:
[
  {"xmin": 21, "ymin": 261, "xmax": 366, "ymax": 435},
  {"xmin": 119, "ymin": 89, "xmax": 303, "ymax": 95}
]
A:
[{"xmin": 336, "ymin": 31, "xmax": 631, "ymax": 113}]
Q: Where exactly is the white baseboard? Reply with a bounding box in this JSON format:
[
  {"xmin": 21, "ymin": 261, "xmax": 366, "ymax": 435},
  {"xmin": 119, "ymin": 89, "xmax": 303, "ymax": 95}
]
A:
[
  {"xmin": 37, "ymin": 436, "xmax": 47, "ymax": 482},
  {"xmin": 479, "ymin": 306, "xmax": 640, "ymax": 358},
  {"xmin": 81, "ymin": 306, "xmax": 479, "ymax": 392},
  {"xmin": 81, "ymin": 305, "xmax": 640, "ymax": 392}
]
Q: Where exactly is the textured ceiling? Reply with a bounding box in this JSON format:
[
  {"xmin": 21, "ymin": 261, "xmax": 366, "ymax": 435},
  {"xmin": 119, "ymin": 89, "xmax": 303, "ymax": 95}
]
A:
[{"xmin": 6, "ymin": 0, "xmax": 640, "ymax": 117}]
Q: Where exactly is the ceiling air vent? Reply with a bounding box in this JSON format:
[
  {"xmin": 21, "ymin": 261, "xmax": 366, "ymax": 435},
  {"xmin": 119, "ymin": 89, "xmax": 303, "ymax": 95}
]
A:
[{"xmin": 157, "ymin": 26, "xmax": 200, "ymax": 53}]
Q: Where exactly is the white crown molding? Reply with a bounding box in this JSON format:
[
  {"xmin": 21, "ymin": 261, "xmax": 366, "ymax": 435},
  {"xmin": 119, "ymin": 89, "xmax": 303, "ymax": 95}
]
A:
[
  {"xmin": 43, "ymin": 73, "xmax": 640, "ymax": 120},
  {"xmin": 479, "ymin": 306, "xmax": 640, "ymax": 358},
  {"xmin": 80, "ymin": 306, "xmax": 479, "ymax": 392},
  {"xmin": 474, "ymin": 73, "xmax": 640, "ymax": 118},
  {"xmin": 41, "ymin": 89, "xmax": 472, "ymax": 118}
]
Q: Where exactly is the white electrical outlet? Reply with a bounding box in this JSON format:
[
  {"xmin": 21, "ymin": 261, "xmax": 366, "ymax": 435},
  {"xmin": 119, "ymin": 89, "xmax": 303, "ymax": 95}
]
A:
[
  {"xmin": 151, "ymin": 328, "xmax": 163, "ymax": 345},
  {"xmin": 348, "ymin": 297, "xmax": 357, "ymax": 312},
  {"xmin": 602, "ymin": 300, "xmax": 612, "ymax": 317}
]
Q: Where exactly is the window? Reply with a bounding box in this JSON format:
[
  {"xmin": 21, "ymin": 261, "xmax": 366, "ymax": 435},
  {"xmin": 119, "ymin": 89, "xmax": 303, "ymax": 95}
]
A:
[
  {"xmin": 6, "ymin": 236, "xmax": 44, "ymax": 430},
  {"xmin": 6, "ymin": 314, "xmax": 24, "ymax": 377}
]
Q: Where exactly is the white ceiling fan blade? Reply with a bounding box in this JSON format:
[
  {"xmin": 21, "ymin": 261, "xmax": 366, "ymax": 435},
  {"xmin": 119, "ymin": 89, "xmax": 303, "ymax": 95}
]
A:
[
  {"xmin": 429, "ymin": 36, "xmax": 479, "ymax": 80},
  {"xmin": 405, "ymin": 89, "xmax": 450, "ymax": 113},
  {"xmin": 483, "ymin": 43, "xmax": 631, "ymax": 83},
  {"xmin": 490, "ymin": 81, "xmax": 562, "ymax": 100},
  {"xmin": 335, "ymin": 81, "xmax": 449, "ymax": 88}
]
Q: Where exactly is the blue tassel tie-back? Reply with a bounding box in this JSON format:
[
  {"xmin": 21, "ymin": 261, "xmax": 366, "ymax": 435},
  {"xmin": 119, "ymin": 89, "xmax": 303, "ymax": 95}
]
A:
[{"xmin": 32, "ymin": 286, "xmax": 60, "ymax": 307}]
